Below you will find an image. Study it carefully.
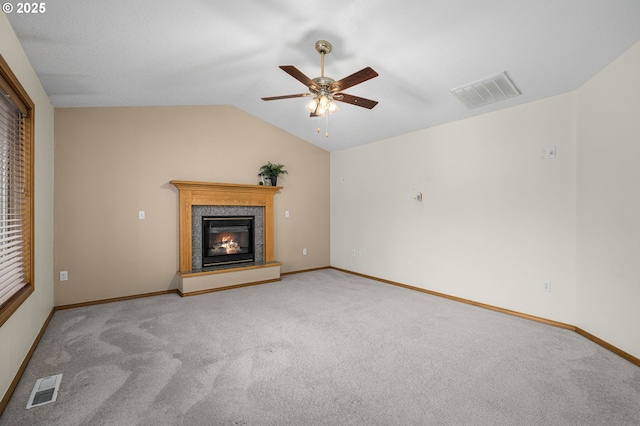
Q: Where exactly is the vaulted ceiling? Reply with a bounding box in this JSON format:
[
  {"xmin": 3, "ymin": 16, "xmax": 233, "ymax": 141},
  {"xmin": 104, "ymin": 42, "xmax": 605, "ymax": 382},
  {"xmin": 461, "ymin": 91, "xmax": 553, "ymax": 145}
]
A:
[{"xmin": 6, "ymin": 1, "xmax": 640, "ymax": 151}]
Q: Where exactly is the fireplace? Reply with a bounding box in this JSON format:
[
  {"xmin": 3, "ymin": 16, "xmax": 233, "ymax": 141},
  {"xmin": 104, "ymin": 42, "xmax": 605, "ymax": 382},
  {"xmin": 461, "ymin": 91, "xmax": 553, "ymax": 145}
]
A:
[
  {"xmin": 202, "ymin": 216, "xmax": 254, "ymax": 267},
  {"xmin": 170, "ymin": 181, "xmax": 281, "ymax": 295}
]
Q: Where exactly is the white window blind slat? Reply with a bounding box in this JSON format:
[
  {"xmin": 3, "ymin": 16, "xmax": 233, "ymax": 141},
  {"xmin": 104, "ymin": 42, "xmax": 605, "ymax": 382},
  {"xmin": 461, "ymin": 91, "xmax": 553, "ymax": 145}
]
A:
[
  {"xmin": 0, "ymin": 267, "xmax": 24, "ymax": 288},
  {"xmin": 0, "ymin": 248, "xmax": 22, "ymax": 261},
  {"xmin": 0, "ymin": 245, "xmax": 24, "ymax": 259},
  {"xmin": 0, "ymin": 276, "xmax": 24, "ymax": 305},
  {"xmin": 0, "ymin": 86, "xmax": 27, "ymax": 308},
  {"xmin": 0, "ymin": 228, "xmax": 22, "ymax": 239}
]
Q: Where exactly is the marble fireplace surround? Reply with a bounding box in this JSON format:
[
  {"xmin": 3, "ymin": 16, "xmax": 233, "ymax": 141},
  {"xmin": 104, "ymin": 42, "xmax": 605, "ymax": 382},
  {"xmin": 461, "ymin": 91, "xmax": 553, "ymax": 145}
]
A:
[
  {"xmin": 191, "ymin": 205, "xmax": 264, "ymax": 271},
  {"xmin": 170, "ymin": 181, "xmax": 282, "ymax": 296}
]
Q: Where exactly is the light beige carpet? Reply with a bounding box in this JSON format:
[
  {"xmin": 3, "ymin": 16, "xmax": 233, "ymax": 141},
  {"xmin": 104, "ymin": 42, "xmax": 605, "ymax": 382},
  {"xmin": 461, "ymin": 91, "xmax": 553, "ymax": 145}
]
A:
[{"xmin": 1, "ymin": 269, "xmax": 639, "ymax": 425}]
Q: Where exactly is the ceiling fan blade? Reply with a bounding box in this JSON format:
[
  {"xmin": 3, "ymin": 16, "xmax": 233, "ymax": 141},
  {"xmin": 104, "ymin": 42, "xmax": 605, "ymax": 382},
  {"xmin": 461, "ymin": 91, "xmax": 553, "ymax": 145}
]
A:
[
  {"xmin": 330, "ymin": 67, "xmax": 378, "ymax": 92},
  {"xmin": 279, "ymin": 65, "xmax": 317, "ymax": 89},
  {"xmin": 335, "ymin": 93, "xmax": 378, "ymax": 109},
  {"xmin": 261, "ymin": 93, "xmax": 311, "ymax": 101}
]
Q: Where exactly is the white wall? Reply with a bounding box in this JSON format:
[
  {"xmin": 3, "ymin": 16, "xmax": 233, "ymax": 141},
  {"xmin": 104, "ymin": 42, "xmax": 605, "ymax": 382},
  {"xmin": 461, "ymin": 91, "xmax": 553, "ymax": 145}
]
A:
[
  {"xmin": 332, "ymin": 93, "xmax": 577, "ymax": 324},
  {"xmin": 576, "ymin": 41, "xmax": 640, "ymax": 358},
  {"xmin": 332, "ymin": 41, "xmax": 640, "ymax": 360},
  {"xmin": 0, "ymin": 13, "xmax": 55, "ymax": 403}
]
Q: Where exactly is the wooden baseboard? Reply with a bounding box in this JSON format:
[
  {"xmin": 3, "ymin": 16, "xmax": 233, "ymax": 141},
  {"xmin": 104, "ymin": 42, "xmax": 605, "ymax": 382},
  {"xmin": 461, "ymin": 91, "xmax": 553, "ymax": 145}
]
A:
[
  {"xmin": 0, "ymin": 307, "xmax": 55, "ymax": 415},
  {"xmin": 51, "ymin": 266, "xmax": 327, "ymax": 307},
  {"xmin": 54, "ymin": 289, "xmax": 179, "ymax": 311},
  {"xmin": 574, "ymin": 327, "xmax": 640, "ymax": 367},
  {"xmin": 331, "ymin": 267, "xmax": 640, "ymax": 368},
  {"xmin": 281, "ymin": 266, "xmax": 330, "ymax": 276}
]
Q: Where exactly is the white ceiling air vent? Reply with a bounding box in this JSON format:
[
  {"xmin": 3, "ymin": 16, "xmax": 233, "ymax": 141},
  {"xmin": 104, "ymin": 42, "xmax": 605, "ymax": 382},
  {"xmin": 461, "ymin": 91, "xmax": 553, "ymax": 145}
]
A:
[
  {"xmin": 26, "ymin": 374, "xmax": 62, "ymax": 409},
  {"xmin": 451, "ymin": 71, "xmax": 520, "ymax": 109}
]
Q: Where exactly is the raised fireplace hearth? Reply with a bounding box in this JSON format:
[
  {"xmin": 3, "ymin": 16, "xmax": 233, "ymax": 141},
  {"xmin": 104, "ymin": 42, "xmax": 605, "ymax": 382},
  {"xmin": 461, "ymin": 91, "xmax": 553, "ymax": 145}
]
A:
[{"xmin": 170, "ymin": 181, "xmax": 282, "ymax": 295}]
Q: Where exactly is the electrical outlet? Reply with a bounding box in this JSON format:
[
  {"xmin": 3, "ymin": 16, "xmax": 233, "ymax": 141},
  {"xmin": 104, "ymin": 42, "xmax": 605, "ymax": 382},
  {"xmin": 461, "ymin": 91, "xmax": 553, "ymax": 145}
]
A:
[
  {"xmin": 59, "ymin": 271, "xmax": 68, "ymax": 281},
  {"xmin": 543, "ymin": 281, "xmax": 551, "ymax": 292},
  {"xmin": 138, "ymin": 210, "xmax": 145, "ymax": 220},
  {"xmin": 351, "ymin": 250, "xmax": 356, "ymax": 256},
  {"xmin": 302, "ymin": 248, "xmax": 307, "ymax": 255},
  {"xmin": 285, "ymin": 210, "xmax": 290, "ymax": 218}
]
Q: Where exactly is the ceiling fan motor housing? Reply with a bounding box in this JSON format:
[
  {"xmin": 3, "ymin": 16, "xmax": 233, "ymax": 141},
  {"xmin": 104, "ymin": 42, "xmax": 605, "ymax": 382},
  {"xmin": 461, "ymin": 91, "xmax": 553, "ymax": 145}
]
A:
[{"xmin": 311, "ymin": 76, "xmax": 336, "ymax": 94}]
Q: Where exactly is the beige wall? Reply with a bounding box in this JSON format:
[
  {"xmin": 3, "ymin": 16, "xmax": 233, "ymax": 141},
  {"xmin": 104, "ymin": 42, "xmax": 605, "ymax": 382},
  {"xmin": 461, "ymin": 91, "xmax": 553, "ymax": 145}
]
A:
[
  {"xmin": 331, "ymin": 40, "xmax": 640, "ymax": 359},
  {"xmin": 54, "ymin": 106, "xmax": 330, "ymax": 306},
  {"xmin": 576, "ymin": 41, "xmax": 640, "ymax": 358},
  {"xmin": 0, "ymin": 14, "xmax": 55, "ymax": 404}
]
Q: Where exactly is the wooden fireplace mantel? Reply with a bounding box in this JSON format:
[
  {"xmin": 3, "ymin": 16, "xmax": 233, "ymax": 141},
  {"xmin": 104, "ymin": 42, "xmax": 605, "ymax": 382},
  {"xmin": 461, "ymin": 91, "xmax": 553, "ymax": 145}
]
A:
[{"xmin": 170, "ymin": 180, "xmax": 282, "ymax": 273}]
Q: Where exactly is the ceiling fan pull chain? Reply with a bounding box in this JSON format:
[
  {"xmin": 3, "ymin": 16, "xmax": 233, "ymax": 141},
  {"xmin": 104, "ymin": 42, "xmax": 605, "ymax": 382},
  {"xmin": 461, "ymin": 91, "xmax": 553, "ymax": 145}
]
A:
[{"xmin": 325, "ymin": 113, "xmax": 329, "ymax": 138}]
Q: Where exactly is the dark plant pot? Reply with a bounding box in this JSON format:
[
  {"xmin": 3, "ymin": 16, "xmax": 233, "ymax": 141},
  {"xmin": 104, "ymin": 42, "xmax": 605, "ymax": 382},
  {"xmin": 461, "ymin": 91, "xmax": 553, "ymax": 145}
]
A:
[{"xmin": 269, "ymin": 176, "xmax": 277, "ymax": 186}]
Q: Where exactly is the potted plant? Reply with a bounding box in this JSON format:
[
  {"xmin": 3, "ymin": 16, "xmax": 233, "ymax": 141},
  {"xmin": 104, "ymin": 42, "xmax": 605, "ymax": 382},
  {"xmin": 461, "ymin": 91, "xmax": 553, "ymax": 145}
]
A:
[{"xmin": 259, "ymin": 162, "xmax": 288, "ymax": 186}]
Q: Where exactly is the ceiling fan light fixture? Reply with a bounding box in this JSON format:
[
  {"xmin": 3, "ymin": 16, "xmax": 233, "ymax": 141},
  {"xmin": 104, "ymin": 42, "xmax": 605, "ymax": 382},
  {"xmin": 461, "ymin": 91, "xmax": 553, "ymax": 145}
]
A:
[
  {"xmin": 319, "ymin": 94, "xmax": 330, "ymax": 108},
  {"xmin": 306, "ymin": 94, "xmax": 338, "ymax": 116},
  {"xmin": 305, "ymin": 98, "xmax": 318, "ymax": 113}
]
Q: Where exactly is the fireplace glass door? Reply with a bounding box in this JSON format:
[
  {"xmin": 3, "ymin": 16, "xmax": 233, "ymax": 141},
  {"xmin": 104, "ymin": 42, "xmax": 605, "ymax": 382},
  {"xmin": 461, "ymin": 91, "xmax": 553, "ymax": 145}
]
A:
[{"xmin": 202, "ymin": 216, "xmax": 254, "ymax": 267}]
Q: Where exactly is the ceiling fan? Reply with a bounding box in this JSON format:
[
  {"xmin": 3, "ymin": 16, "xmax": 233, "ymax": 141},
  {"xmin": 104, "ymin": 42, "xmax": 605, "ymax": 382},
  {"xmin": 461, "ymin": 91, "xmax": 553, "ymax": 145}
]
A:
[{"xmin": 261, "ymin": 40, "xmax": 379, "ymax": 118}]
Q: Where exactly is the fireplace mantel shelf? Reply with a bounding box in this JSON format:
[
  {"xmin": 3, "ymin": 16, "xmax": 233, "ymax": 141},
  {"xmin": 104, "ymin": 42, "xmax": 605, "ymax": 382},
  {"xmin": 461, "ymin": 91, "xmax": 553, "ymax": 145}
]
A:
[
  {"xmin": 170, "ymin": 180, "xmax": 283, "ymax": 295},
  {"xmin": 170, "ymin": 180, "xmax": 282, "ymax": 193}
]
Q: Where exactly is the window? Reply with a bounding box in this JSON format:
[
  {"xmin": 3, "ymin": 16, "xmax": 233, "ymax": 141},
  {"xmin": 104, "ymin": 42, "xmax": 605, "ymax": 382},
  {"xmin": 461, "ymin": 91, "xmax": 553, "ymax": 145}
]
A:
[{"xmin": 0, "ymin": 55, "xmax": 34, "ymax": 327}]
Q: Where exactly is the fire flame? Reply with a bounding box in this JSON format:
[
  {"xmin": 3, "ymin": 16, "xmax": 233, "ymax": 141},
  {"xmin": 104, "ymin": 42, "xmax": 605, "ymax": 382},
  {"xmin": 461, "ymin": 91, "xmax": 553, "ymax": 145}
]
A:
[{"xmin": 220, "ymin": 236, "xmax": 239, "ymax": 254}]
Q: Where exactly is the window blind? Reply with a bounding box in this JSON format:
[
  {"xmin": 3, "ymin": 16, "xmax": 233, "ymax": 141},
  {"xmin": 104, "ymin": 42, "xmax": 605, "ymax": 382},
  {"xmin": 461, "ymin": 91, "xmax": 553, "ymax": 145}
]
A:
[{"xmin": 0, "ymin": 89, "xmax": 27, "ymax": 307}]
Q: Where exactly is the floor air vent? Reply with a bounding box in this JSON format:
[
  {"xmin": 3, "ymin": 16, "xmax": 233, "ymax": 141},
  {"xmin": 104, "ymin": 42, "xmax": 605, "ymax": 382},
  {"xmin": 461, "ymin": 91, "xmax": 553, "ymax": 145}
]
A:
[
  {"xmin": 450, "ymin": 71, "xmax": 520, "ymax": 109},
  {"xmin": 26, "ymin": 374, "xmax": 62, "ymax": 409}
]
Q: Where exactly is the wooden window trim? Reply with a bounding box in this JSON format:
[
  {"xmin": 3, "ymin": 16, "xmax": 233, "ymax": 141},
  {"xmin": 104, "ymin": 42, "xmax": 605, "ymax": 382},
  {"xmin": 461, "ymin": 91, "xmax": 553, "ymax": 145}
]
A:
[{"xmin": 0, "ymin": 54, "xmax": 35, "ymax": 328}]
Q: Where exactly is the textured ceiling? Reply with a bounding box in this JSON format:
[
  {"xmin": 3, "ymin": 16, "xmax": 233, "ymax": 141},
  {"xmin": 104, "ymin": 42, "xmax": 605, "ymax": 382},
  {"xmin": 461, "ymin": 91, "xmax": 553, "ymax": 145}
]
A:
[{"xmin": 6, "ymin": 0, "xmax": 640, "ymax": 151}]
